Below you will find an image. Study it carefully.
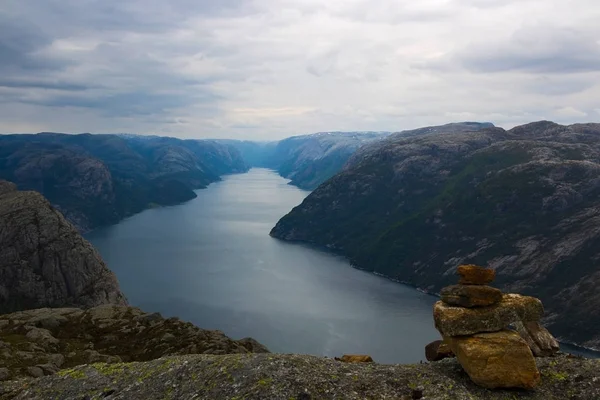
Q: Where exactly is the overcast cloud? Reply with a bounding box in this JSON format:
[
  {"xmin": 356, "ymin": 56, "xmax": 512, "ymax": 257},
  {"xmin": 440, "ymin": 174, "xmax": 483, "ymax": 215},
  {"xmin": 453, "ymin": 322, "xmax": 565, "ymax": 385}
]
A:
[{"xmin": 0, "ymin": 0, "xmax": 599, "ymax": 139}]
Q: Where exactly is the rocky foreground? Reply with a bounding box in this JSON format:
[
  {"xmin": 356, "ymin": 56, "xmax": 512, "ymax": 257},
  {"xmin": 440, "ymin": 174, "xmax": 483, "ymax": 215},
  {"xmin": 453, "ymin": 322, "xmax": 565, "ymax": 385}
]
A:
[
  {"xmin": 0, "ymin": 305, "xmax": 268, "ymax": 382},
  {"xmin": 1, "ymin": 353, "xmax": 599, "ymax": 400}
]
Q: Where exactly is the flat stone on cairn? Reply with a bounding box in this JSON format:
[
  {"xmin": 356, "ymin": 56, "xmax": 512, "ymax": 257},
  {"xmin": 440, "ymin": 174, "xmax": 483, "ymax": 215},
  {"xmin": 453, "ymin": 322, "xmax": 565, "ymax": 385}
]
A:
[
  {"xmin": 434, "ymin": 293, "xmax": 544, "ymax": 336},
  {"xmin": 448, "ymin": 330, "xmax": 540, "ymax": 389},
  {"xmin": 440, "ymin": 284, "xmax": 502, "ymax": 308},
  {"xmin": 426, "ymin": 264, "xmax": 559, "ymax": 390},
  {"xmin": 457, "ymin": 264, "xmax": 495, "ymax": 285}
]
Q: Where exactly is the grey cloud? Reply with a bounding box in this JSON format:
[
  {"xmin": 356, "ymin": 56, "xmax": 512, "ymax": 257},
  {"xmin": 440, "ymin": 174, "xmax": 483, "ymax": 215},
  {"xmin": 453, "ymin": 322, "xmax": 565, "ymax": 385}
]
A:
[
  {"xmin": 0, "ymin": 79, "xmax": 92, "ymax": 91},
  {"xmin": 523, "ymin": 76, "xmax": 596, "ymax": 96},
  {"xmin": 0, "ymin": 0, "xmax": 598, "ymax": 138},
  {"xmin": 450, "ymin": 27, "xmax": 600, "ymax": 74},
  {"xmin": 0, "ymin": 15, "xmax": 70, "ymax": 72},
  {"xmin": 21, "ymin": 90, "xmax": 220, "ymax": 118},
  {"xmin": 4, "ymin": 0, "xmax": 254, "ymax": 36}
]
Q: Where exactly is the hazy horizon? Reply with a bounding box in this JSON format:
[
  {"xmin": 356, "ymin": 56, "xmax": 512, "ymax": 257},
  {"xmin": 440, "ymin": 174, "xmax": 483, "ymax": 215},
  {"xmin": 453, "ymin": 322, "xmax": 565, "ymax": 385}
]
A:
[{"xmin": 0, "ymin": 119, "xmax": 589, "ymax": 141}]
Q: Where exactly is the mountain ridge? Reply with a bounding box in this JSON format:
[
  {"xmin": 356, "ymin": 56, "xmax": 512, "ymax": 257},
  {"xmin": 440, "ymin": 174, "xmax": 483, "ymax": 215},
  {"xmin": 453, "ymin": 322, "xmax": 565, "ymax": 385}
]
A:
[
  {"xmin": 271, "ymin": 120, "xmax": 600, "ymax": 350},
  {"xmin": 0, "ymin": 133, "xmax": 249, "ymax": 232}
]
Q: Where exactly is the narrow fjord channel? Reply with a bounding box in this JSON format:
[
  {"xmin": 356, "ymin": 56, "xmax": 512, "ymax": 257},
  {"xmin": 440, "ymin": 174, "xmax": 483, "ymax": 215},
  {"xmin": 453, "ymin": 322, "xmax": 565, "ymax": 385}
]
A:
[{"xmin": 86, "ymin": 168, "xmax": 442, "ymax": 363}]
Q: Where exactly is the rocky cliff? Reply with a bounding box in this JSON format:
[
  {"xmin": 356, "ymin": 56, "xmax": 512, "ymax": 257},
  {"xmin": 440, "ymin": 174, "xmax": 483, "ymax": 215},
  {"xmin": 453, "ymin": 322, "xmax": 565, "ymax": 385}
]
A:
[
  {"xmin": 0, "ymin": 133, "xmax": 248, "ymax": 232},
  {"xmin": 271, "ymin": 121, "xmax": 600, "ymax": 350},
  {"xmin": 0, "ymin": 181, "xmax": 127, "ymax": 313}
]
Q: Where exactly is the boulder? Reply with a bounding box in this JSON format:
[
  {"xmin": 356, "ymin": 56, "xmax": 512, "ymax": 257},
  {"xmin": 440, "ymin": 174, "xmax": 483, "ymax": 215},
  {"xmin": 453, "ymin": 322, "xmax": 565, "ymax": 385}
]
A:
[
  {"xmin": 26, "ymin": 366, "xmax": 44, "ymax": 378},
  {"xmin": 514, "ymin": 321, "xmax": 560, "ymax": 357},
  {"xmin": 425, "ymin": 340, "xmax": 454, "ymax": 362},
  {"xmin": 440, "ymin": 285, "xmax": 503, "ymax": 308},
  {"xmin": 448, "ymin": 330, "xmax": 540, "ymax": 389},
  {"xmin": 434, "ymin": 294, "xmax": 543, "ymax": 337},
  {"xmin": 457, "ymin": 265, "xmax": 496, "ymax": 285},
  {"xmin": 25, "ymin": 328, "xmax": 59, "ymax": 345}
]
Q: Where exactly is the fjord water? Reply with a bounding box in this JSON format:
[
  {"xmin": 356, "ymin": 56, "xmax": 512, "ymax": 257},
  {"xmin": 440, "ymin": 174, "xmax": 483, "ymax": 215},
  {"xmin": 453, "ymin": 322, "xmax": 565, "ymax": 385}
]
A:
[{"xmin": 87, "ymin": 168, "xmax": 438, "ymax": 363}]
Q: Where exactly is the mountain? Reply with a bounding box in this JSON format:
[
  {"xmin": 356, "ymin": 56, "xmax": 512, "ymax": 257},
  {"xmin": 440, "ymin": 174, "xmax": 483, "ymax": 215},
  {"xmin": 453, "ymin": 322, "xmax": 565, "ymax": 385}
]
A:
[
  {"xmin": 214, "ymin": 140, "xmax": 277, "ymax": 168},
  {"xmin": 0, "ymin": 180, "xmax": 127, "ymax": 313},
  {"xmin": 0, "ymin": 133, "xmax": 248, "ymax": 232},
  {"xmin": 271, "ymin": 121, "xmax": 600, "ymax": 350},
  {"xmin": 225, "ymin": 132, "xmax": 390, "ymax": 190},
  {"xmin": 224, "ymin": 126, "xmax": 492, "ymax": 191}
]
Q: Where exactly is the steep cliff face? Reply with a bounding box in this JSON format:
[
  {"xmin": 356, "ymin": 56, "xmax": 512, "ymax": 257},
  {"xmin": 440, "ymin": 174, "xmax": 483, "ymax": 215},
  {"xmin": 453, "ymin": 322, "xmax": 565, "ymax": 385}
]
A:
[
  {"xmin": 0, "ymin": 133, "xmax": 248, "ymax": 232},
  {"xmin": 0, "ymin": 181, "xmax": 127, "ymax": 313},
  {"xmin": 271, "ymin": 121, "xmax": 600, "ymax": 349}
]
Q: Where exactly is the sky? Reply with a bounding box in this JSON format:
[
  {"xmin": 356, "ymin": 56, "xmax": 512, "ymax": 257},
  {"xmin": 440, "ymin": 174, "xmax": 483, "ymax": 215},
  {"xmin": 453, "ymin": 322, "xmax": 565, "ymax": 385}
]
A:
[{"xmin": 1, "ymin": 0, "xmax": 599, "ymax": 140}]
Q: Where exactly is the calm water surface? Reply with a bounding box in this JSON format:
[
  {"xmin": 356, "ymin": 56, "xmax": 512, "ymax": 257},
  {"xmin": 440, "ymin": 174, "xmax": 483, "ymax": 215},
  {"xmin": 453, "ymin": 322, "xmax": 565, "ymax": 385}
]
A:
[{"xmin": 87, "ymin": 168, "xmax": 439, "ymax": 363}]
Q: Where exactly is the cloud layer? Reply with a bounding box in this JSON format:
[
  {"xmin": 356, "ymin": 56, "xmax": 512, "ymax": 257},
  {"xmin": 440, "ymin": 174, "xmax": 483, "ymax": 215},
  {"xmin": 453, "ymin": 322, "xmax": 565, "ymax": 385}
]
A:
[{"xmin": 1, "ymin": 0, "xmax": 599, "ymax": 139}]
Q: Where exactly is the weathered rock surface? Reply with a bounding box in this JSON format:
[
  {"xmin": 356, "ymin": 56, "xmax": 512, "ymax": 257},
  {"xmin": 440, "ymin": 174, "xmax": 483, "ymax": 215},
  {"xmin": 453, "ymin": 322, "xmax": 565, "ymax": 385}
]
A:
[
  {"xmin": 457, "ymin": 265, "xmax": 496, "ymax": 285},
  {"xmin": 434, "ymin": 294, "xmax": 543, "ymax": 337},
  {"xmin": 515, "ymin": 321, "xmax": 560, "ymax": 357},
  {"xmin": 270, "ymin": 121, "xmax": 600, "ymax": 349},
  {"xmin": 0, "ymin": 183, "xmax": 127, "ymax": 314},
  {"xmin": 440, "ymin": 284, "xmax": 502, "ymax": 308},
  {"xmin": 0, "ymin": 305, "xmax": 267, "ymax": 381},
  {"xmin": 448, "ymin": 330, "xmax": 540, "ymax": 389},
  {"xmin": 1, "ymin": 353, "xmax": 598, "ymax": 400}
]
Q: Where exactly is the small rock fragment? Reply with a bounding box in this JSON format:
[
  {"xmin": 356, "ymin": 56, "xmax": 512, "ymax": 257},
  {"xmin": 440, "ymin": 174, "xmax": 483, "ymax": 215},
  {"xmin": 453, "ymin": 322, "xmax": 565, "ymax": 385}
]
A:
[
  {"xmin": 25, "ymin": 327, "xmax": 59, "ymax": 345},
  {"xmin": 336, "ymin": 355, "xmax": 374, "ymax": 363},
  {"xmin": 0, "ymin": 368, "xmax": 10, "ymax": 381},
  {"xmin": 425, "ymin": 340, "xmax": 454, "ymax": 362},
  {"xmin": 47, "ymin": 353, "xmax": 66, "ymax": 368},
  {"xmin": 26, "ymin": 366, "xmax": 44, "ymax": 378}
]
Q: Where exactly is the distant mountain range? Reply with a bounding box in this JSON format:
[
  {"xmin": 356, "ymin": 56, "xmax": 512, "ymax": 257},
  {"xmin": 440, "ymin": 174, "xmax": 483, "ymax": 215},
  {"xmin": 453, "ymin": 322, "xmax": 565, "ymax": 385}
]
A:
[
  {"xmin": 0, "ymin": 130, "xmax": 398, "ymax": 231},
  {"xmin": 0, "ymin": 133, "xmax": 248, "ymax": 232},
  {"xmin": 271, "ymin": 121, "xmax": 600, "ymax": 350},
  {"xmin": 218, "ymin": 131, "xmax": 393, "ymax": 190}
]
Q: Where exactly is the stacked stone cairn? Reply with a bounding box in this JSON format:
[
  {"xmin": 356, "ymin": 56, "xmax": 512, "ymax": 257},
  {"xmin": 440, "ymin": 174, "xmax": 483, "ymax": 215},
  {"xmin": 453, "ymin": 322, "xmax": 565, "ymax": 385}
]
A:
[{"xmin": 428, "ymin": 264, "xmax": 560, "ymax": 390}]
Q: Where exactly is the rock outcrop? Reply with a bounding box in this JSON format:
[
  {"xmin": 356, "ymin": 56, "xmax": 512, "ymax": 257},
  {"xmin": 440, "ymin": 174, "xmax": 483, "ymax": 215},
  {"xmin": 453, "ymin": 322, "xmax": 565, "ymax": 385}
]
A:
[
  {"xmin": 0, "ymin": 182, "xmax": 127, "ymax": 313},
  {"xmin": 432, "ymin": 265, "xmax": 560, "ymax": 389},
  {"xmin": 1, "ymin": 353, "xmax": 598, "ymax": 400},
  {"xmin": 0, "ymin": 305, "xmax": 268, "ymax": 382},
  {"xmin": 270, "ymin": 121, "xmax": 600, "ymax": 350}
]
